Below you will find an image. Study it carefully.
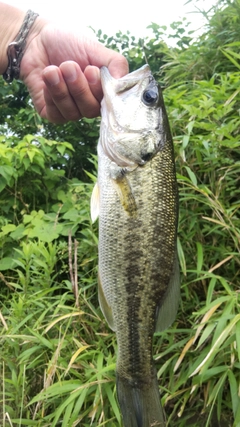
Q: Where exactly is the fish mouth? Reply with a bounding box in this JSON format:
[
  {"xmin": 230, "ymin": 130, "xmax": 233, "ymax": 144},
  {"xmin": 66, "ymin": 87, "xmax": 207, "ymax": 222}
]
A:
[
  {"xmin": 101, "ymin": 64, "xmax": 152, "ymax": 97},
  {"xmin": 100, "ymin": 65, "xmax": 163, "ymax": 168}
]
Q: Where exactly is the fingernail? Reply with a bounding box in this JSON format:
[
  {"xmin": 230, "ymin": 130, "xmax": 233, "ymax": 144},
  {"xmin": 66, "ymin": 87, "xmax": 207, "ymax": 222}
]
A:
[
  {"xmin": 87, "ymin": 68, "xmax": 99, "ymax": 85},
  {"xmin": 43, "ymin": 68, "xmax": 60, "ymax": 86},
  {"xmin": 61, "ymin": 65, "xmax": 77, "ymax": 83}
]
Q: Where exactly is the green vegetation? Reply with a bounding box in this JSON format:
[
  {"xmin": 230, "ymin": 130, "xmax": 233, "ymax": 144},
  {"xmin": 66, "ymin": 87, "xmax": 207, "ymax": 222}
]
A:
[{"xmin": 1, "ymin": 0, "xmax": 240, "ymax": 425}]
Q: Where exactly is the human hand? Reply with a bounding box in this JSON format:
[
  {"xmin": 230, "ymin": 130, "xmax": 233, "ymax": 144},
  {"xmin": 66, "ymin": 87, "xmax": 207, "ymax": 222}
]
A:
[{"xmin": 20, "ymin": 19, "xmax": 129, "ymax": 123}]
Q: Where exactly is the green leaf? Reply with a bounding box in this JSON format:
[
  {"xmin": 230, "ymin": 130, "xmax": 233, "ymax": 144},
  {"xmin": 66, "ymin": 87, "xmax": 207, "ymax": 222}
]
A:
[
  {"xmin": 105, "ymin": 383, "xmax": 121, "ymax": 423},
  {"xmin": 0, "ymin": 165, "xmax": 14, "ymax": 184},
  {"xmin": 0, "ymin": 257, "xmax": 17, "ymax": 271},
  {"xmin": 236, "ymin": 320, "xmax": 240, "ymax": 363},
  {"xmin": 196, "ymin": 242, "xmax": 203, "ymax": 275},
  {"xmin": 220, "ymin": 48, "xmax": 240, "ymax": 70},
  {"xmin": 27, "ymin": 223, "xmax": 63, "ymax": 242},
  {"xmin": 56, "ymin": 144, "xmax": 66, "ymax": 155},
  {"xmin": 184, "ymin": 166, "xmax": 197, "ymax": 186},
  {"xmin": 10, "ymin": 420, "xmax": 40, "ymax": 426},
  {"xmin": 191, "ymin": 314, "xmax": 240, "ymax": 377},
  {"xmin": 27, "ymin": 149, "xmax": 36, "ymax": 162},
  {"xmin": 29, "ymin": 381, "xmax": 81, "ymax": 404},
  {"xmin": 1, "ymin": 223, "xmax": 16, "ymax": 234},
  {"xmin": 62, "ymin": 208, "xmax": 80, "ymax": 221},
  {"xmin": 228, "ymin": 369, "xmax": 240, "ymax": 418},
  {"xmin": 10, "ymin": 224, "xmax": 25, "ymax": 240},
  {"xmin": 177, "ymin": 237, "xmax": 186, "ymax": 276},
  {"xmin": 0, "ymin": 176, "xmax": 6, "ymax": 191}
]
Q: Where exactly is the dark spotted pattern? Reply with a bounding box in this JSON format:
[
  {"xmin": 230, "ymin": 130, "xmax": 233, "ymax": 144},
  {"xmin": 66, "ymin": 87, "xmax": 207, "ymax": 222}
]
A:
[{"xmin": 98, "ymin": 71, "xmax": 178, "ymax": 427}]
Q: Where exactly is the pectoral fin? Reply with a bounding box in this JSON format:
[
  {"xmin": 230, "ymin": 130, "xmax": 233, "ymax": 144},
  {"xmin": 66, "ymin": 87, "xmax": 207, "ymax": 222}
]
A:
[
  {"xmin": 112, "ymin": 175, "xmax": 137, "ymax": 217},
  {"xmin": 90, "ymin": 182, "xmax": 100, "ymax": 223},
  {"xmin": 98, "ymin": 272, "xmax": 116, "ymax": 331},
  {"xmin": 155, "ymin": 251, "xmax": 180, "ymax": 332}
]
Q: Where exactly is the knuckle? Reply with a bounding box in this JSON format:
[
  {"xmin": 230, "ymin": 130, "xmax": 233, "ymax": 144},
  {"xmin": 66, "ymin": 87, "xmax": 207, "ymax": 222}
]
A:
[
  {"xmin": 84, "ymin": 107, "xmax": 100, "ymax": 119},
  {"xmin": 64, "ymin": 110, "xmax": 82, "ymax": 121},
  {"xmin": 52, "ymin": 91, "xmax": 69, "ymax": 103},
  {"xmin": 46, "ymin": 107, "xmax": 65, "ymax": 124}
]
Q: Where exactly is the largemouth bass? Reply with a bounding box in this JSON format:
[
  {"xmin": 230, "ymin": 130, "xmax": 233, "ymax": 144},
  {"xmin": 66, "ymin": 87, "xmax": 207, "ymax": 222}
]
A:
[{"xmin": 91, "ymin": 64, "xmax": 180, "ymax": 427}]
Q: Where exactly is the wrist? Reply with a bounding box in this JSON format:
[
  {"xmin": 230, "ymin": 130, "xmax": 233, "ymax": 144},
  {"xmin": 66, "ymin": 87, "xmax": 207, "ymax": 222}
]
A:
[
  {"xmin": 19, "ymin": 16, "xmax": 49, "ymax": 82},
  {"xmin": 0, "ymin": 3, "xmax": 48, "ymax": 82},
  {"xmin": 0, "ymin": 3, "xmax": 25, "ymax": 75}
]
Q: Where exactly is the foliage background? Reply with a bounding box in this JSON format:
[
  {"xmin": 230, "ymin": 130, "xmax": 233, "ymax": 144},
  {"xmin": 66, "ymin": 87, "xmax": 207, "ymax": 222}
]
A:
[{"xmin": 0, "ymin": 0, "xmax": 240, "ymax": 426}]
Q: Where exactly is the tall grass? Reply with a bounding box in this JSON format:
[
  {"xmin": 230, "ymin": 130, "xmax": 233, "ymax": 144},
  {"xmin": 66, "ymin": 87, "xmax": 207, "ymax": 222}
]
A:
[{"xmin": 1, "ymin": 2, "xmax": 240, "ymax": 425}]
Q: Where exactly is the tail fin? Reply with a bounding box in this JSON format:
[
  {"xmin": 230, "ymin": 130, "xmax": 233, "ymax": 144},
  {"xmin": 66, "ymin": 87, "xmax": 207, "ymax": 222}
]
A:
[{"xmin": 116, "ymin": 373, "xmax": 166, "ymax": 427}]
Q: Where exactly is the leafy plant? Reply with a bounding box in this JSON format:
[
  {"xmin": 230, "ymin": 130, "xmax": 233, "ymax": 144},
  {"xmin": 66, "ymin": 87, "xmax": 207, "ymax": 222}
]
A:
[{"xmin": 1, "ymin": 0, "xmax": 240, "ymax": 426}]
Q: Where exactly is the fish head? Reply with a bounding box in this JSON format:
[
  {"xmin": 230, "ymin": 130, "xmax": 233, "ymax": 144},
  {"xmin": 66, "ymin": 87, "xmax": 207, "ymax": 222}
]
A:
[{"xmin": 100, "ymin": 64, "xmax": 167, "ymax": 169}]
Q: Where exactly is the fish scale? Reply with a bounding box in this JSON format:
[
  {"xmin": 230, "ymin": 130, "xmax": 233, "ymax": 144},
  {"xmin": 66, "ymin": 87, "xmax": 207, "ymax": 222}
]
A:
[{"xmin": 91, "ymin": 64, "xmax": 180, "ymax": 427}]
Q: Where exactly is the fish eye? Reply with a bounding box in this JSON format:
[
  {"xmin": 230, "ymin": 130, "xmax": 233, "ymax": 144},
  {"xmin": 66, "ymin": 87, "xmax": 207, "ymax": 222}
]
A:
[{"xmin": 142, "ymin": 88, "xmax": 158, "ymax": 106}]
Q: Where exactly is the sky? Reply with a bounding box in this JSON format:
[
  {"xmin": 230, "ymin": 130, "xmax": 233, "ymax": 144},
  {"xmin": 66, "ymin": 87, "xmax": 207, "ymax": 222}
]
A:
[{"xmin": 5, "ymin": 0, "xmax": 219, "ymax": 40}]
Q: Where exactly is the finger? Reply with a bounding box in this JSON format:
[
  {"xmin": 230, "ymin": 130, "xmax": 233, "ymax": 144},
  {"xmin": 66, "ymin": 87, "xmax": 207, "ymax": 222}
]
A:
[
  {"xmin": 42, "ymin": 85, "xmax": 67, "ymax": 123},
  {"xmin": 85, "ymin": 42, "xmax": 129, "ymax": 78},
  {"xmin": 107, "ymin": 55, "xmax": 129, "ymax": 79},
  {"xmin": 60, "ymin": 61, "xmax": 101, "ymax": 118},
  {"xmin": 84, "ymin": 65, "xmax": 103, "ymax": 103},
  {"xmin": 43, "ymin": 65, "xmax": 83, "ymax": 122}
]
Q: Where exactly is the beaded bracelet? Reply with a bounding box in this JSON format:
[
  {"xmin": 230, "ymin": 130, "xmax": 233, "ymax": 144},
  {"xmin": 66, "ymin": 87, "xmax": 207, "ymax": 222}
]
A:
[{"xmin": 3, "ymin": 9, "xmax": 39, "ymax": 83}]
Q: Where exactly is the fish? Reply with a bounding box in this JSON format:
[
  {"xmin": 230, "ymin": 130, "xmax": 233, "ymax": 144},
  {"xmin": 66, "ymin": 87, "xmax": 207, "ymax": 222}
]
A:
[{"xmin": 91, "ymin": 64, "xmax": 180, "ymax": 427}]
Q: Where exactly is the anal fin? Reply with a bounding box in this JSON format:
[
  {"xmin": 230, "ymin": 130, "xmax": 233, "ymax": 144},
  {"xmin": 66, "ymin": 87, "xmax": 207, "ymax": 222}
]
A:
[
  {"xmin": 155, "ymin": 251, "xmax": 180, "ymax": 332},
  {"xmin": 98, "ymin": 272, "xmax": 115, "ymax": 331}
]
